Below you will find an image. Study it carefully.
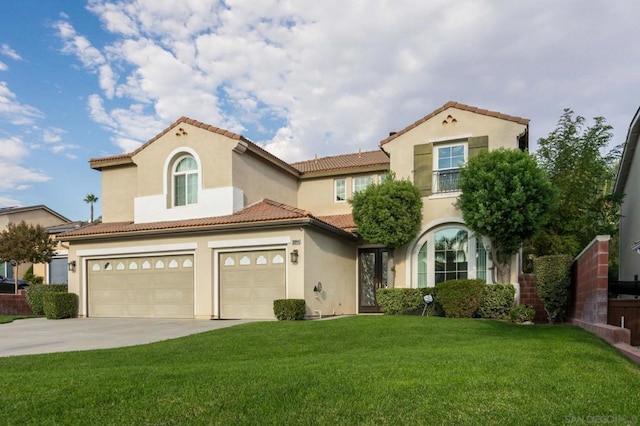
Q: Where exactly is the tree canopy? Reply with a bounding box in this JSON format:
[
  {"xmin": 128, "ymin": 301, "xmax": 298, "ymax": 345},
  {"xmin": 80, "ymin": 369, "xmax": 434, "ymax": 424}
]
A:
[
  {"xmin": 0, "ymin": 221, "xmax": 57, "ymax": 293},
  {"xmin": 350, "ymin": 173, "xmax": 422, "ymax": 286},
  {"xmin": 456, "ymin": 149, "xmax": 555, "ymax": 283},
  {"xmin": 533, "ymin": 109, "xmax": 623, "ymax": 257}
]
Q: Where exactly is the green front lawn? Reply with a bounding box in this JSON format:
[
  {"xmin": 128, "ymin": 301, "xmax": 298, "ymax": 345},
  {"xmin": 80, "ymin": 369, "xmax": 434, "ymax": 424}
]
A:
[
  {"xmin": 0, "ymin": 315, "xmax": 39, "ymax": 324},
  {"xmin": 1, "ymin": 316, "xmax": 639, "ymax": 425}
]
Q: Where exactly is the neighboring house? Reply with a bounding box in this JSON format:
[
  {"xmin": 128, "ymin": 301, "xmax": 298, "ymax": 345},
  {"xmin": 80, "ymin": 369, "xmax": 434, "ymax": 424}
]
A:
[
  {"xmin": 59, "ymin": 101, "xmax": 529, "ymax": 319},
  {"xmin": 614, "ymin": 106, "xmax": 640, "ymax": 282},
  {"xmin": 0, "ymin": 205, "xmax": 71, "ymax": 283}
]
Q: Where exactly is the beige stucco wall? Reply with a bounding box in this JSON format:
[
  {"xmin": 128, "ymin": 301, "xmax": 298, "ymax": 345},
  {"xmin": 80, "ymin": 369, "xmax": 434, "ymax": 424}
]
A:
[
  {"xmin": 303, "ymin": 228, "xmax": 357, "ymax": 316},
  {"xmin": 297, "ymin": 172, "xmax": 387, "ymax": 216},
  {"xmin": 619, "ymin": 135, "xmax": 640, "ymax": 281},
  {"xmin": 0, "ymin": 209, "xmax": 68, "ymax": 230},
  {"xmin": 132, "ymin": 123, "xmax": 237, "ymax": 198},
  {"xmin": 101, "ymin": 165, "xmax": 137, "ymax": 222},
  {"xmin": 232, "ymin": 151, "xmax": 298, "ymax": 207}
]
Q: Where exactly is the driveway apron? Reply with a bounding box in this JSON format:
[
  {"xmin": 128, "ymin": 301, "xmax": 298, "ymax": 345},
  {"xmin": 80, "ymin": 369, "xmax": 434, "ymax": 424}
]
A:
[{"xmin": 0, "ymin": 318, "xmax": 254, "ymax": 357}]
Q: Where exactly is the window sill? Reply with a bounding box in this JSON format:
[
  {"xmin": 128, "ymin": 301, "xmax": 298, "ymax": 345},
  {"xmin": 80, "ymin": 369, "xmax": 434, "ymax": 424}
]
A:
[{"xmin": 427, "ymin": 191, "xmax": 461, "ymax": 200}]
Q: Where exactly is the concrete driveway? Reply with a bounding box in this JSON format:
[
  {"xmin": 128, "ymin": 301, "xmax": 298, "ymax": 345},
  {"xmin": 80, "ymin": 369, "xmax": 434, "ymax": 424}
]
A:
[{"xmin": 0, "ymin": 317, "xmax": 254, "ymax": 357}]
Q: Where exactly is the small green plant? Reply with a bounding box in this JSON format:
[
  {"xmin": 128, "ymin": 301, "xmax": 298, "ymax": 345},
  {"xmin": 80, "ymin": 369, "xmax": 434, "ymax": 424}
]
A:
[
  {"xmin": 476, "ymin": 283, "xmax": 515, "ymax": 319},
  {"xmin": 436, "ymin": 279, "xmax": 485, "ymax": 318},
  {"xmin": 510, "ymin": 304, "xmax": 536, "ymax": 324},
  {"xmin": 26, "ymin": 284, "xmax": 68, "ymax": 315},
  {"xmin": 273, "ymin": 299, "xmax": 306, "ymax": 320},
  {"xmin": 22, "ymin": 265, "xmax": 44, "ymax": 285},
  {"xmin": 534, "ymin": 254, "xmax": 573, "ymax": 324},
  {"xmin": 43, "ymin": 292, "xmax": 77, "ymax": 319}
]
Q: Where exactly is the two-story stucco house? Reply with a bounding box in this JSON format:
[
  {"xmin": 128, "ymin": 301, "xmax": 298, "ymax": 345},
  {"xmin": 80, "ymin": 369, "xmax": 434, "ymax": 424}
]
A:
[{"xmin": 59, "ymin": 101, "xmax": 529, "ymax": 319}]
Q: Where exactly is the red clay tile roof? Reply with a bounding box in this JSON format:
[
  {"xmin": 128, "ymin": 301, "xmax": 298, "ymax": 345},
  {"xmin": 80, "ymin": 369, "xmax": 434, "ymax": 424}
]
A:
[
  {"xmin": 316, "ymin": 214, "xmax": 356, "ymax": 231},
  {"xmin": 380, "ymin": 101, "xmax": 530, "ymax": 146},
  {"xmin": 291, "ymin": 150, "xmax": 389, "ymax": 173},
  {"xmin": 58, "ymin": 199, "xmax": 355, "ymax": 239}
]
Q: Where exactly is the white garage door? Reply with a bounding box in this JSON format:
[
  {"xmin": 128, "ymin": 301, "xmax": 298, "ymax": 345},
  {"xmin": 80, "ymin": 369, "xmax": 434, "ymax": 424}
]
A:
[
  {"xmin": 88, "ymin": 255, "xmax": 194, "ymax": 319},
  {"xmin": 219, "ymin": 250, "xmax": 285, "ymax": 319}
]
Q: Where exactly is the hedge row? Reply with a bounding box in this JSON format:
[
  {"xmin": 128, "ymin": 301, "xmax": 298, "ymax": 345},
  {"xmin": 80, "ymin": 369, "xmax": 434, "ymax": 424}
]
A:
[
  {"xmin": 25, "ymin": 284, "xmax": 69, "ymax": 315},
  {"xmin": 376, "ymin": 280, "xmax": 524, "ymax": 321}
]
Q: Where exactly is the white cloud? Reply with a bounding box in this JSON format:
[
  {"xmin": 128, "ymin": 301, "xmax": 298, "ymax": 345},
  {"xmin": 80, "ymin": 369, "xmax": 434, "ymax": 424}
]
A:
[
  {"xmin": 0, "ymin": 137, "xmax": 50, "ymax": 191},
  {"xmin": 0, "ymin": 44, "xmax": 23, "ymax": 61},
  {"xmin": 0, "ymin": 82, "xmax": 44, "ymax": 125},
  {"xmin": 0, "ymin": 62, "xmax": 7, "ymax": 71},
  {"xmin": 54, "ymin": 0, "xmax": 640, "ymax": 161}
]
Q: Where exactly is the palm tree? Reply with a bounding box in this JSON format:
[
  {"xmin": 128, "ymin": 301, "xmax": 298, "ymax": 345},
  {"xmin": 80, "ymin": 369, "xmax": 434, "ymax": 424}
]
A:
[{"xmin": 84, "ymin": 194, "xmax": 99, "ymax": 223}]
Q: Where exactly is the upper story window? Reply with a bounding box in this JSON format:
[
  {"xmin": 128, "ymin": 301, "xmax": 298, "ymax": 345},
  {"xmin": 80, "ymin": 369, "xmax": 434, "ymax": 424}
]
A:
[
  {"xmin": 334, "ymin": 178, "xmax": 346, "ymax": 202},
  {"xmin": 173, "ymin": 155, "xmax": 198, "ymax": 206},
  {"xmin": 413, "ymin": 136, "xmax": 488, "ymax": 198},
  {"xmin": 353, "ymin": 176, "xmax": 373, "ymax": 194},
  {"xmin": 433, "ymin": 143, "xmax": 466, "ymax": 194}
]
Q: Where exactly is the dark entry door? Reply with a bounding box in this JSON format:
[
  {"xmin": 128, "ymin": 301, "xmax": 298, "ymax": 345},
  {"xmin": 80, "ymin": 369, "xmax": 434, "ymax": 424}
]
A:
[{"xmin": 358, "ymin": 248, "xmax": 389, "ymax": 313}]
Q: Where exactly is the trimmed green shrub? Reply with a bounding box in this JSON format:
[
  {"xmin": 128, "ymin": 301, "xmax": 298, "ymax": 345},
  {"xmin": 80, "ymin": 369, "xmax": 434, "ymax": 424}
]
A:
[
  {"xmin": 43, "ymin": 292, "xmax": 78, "ymax": 319},
  {"xmin": 26, "ymin": 284, "xmax": 69, "ymax": 315},
  {"xmin": 510, "ymin": 304, "xmax": 536, "ymax": 323},
  {"xmin": 476, "ymin": 283, "xmax": 515, "ymax": 320},
  {"xmin": 376, "ymin": 287, "xmax": 443, "ymax": 316},
  {"xmin": 436, "ymin": 279, "xmax": 485, "ymax": 318},
  {"xmin": 376, "ymin": 288, "xmax": 423, "ymax": 315},
  {"xmin": 534, "ymin": 254, "xmax": 573, "ymax": 324},
  {"xmin": 273, "ymin": 299, "xmax": 306, "ymax": 320}
]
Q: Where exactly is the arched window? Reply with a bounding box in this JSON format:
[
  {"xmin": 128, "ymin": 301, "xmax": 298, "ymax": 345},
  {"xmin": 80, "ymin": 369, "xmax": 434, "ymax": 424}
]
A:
[
  {"xmin": 173, "ymin": 155, "xmax": 198, "ymax": 206},
  {"xmin": 434, "ymin": 227, "xmax": 468, "ymax": 284}
]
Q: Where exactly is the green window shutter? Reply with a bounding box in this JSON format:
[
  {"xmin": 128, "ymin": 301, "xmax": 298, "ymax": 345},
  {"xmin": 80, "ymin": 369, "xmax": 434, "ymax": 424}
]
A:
[
  {"xmin": 468, "ymin": 136, "xmax": 489, "ymax": 158},
  {"xmin": 414, "ymin": 143, "xmax": 432, "ymax": 196}
]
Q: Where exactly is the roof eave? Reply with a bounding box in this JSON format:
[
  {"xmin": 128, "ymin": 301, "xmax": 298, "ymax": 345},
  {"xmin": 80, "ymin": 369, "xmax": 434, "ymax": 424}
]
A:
[
  {"xmin": 58, "ymin": 217, "xmax": 356, "ymax": 242},
  {"xmin": 299, "ymin": 164, "xmax": 390, "ymax": 179},
  {"xmin": 614, "ymin": 106, "xmax": 640, "ymax": 195}
]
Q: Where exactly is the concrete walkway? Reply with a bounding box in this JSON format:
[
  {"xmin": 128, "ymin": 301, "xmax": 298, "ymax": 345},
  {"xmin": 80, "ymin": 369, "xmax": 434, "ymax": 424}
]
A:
[{"xmin": 0, "ymin": 317, "xmax": 254, "ymax": 357}]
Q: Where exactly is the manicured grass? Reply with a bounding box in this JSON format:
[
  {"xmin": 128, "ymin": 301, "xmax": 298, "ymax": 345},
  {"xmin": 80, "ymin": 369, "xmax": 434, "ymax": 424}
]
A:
[
  {"xmin": 0, "ymin": 315, "xmax": 40, "ymax": 324},
  {"xmin": 1, "ymin": 316, "xmax": 639, "ymax": 425}
]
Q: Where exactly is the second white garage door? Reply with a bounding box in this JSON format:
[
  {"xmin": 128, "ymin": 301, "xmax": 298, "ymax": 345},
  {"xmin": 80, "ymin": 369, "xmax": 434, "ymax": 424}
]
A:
[
  {"xmin": 219, "ymin": 250, "xmax": 286, "ymax": 319},
  {"xmin": 88, "ymin": 255, "xmax": 194, "ymax": 319}
]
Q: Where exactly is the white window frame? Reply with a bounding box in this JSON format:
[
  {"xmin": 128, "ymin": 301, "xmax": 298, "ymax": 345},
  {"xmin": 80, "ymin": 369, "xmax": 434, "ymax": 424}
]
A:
[
  {"xmin": 353, "ymin": 176, "xmax": 373, "ymax": 194},
  {"xmin": 432, "ymin": 142, "xmax": 468, "ymax": 195},
  {"xmin": 173, "ymin": 155, "xmax": 199, "ymax": 207},
  {"xmin": 334, "ymin": 178, "xmax": 347, "ymax": 203}
]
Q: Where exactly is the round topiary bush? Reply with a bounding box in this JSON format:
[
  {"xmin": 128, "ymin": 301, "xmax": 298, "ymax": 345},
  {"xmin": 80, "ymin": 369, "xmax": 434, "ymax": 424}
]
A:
[{"xmin": 436, "ymin": 279, "xmax": 485, "ymax": 318}]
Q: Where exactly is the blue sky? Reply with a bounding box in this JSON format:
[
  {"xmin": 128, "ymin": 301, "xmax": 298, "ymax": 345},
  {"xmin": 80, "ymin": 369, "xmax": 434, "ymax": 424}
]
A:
[{"xmin": 1, "ymin": 0, "xmax": 639, "ymax": 222}]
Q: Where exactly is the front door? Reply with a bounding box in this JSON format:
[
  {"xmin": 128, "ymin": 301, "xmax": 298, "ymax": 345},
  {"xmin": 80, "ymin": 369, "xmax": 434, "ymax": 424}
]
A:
[{"xmin": 358, "ymin": 248, "xmax": 389, "ymax": 313}]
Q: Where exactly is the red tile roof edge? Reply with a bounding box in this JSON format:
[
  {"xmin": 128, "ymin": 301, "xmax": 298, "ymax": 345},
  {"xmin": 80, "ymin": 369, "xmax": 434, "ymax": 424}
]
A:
[
  {"xmin": 380, "ymin": 101, "xmax": 530, "ymax": 146},
  {"xmin": 58, "ymin": 199, "xmax": 356, "ymax": 239}
]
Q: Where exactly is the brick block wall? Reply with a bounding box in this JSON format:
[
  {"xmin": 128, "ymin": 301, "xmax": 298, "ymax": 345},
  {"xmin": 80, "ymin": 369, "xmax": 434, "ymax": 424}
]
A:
[
  {"xmin": 518, "ymin": 274, "xmax": 547, "ymax": 322},
  {"xmin": 0, "ymin": 290, "xmax": 34, "ymax": 315},
  {"xmin": 569, "ymin": 236, "xmax": 609, "ymax": 324}
]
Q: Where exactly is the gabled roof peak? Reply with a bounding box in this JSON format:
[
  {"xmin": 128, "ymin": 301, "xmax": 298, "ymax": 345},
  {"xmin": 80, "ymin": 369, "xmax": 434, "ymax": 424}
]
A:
[{"xmin": 380, "ymin": 101, "xmax": 529, "ymax": 145}]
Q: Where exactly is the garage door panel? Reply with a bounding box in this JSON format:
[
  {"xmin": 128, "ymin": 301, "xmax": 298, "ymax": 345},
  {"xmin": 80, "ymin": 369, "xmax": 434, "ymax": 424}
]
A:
[
  {"xmin": 220, "ymin": 249, "xmax": 285, "ymax": 320},
  {"xmin": 89, "ymin": 255, "xmax": 194, "ymax": 319}
]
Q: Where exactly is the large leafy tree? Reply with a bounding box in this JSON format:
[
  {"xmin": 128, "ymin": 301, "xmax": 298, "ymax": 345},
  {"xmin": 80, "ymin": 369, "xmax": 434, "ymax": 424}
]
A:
[
  {"xmin": 456, "ymin": 149, "xmax": 555, "ymax": 283},
  {"xmin": 0, "ymin": 221, "xmax": 57, "ymax": 293},
  {"xmin": 534, "ymin": 109, "xmax": 623, "ymax": 256},
  {"xmin": 350, "ymin": 173, "xmax": 423, "ymax": 287}
]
